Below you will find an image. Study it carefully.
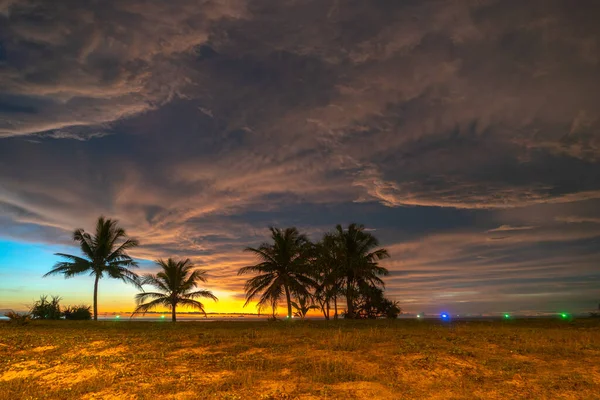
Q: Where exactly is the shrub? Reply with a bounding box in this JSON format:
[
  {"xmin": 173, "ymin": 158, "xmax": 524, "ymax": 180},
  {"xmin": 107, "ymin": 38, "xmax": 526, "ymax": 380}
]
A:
[
  {"xmin": 30, "ymin": 295, "xmax": 62, "ymax": 320},
  {"xmin": 352, "ymin": 285, "xmax": 402, "ymax": 319},
  {"xmin": 4, "ymin": 311, "xmax": 31, "ymax": 325},
  {"xmin": 63, "ymin": 305, "xmax": 92, "ymax": 320}
]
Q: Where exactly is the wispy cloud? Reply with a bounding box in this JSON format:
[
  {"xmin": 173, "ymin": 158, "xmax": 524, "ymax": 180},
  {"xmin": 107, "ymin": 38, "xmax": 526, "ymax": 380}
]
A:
[{"xmin": 0, "ymin": 0, "xmax": 599, "ymax": 313}]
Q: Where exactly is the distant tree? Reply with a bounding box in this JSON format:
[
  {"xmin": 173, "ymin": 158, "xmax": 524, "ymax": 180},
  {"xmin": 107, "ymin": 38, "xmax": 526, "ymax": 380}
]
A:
[
  {"xmin": 238, "ymin": 227, "xmax": 316, "ymax": 319},
  {"xmin": 328, "ymin": 223, "xmax": 390, "ymax": 319},
  {"xmin": 132, "ymin": 258, "xmax": 217, "ymax": 322},
  {"xmin": 44, "ymin": 216, "xmax": 140, "ymax": 321},
  {"xmin": 4, "ymin": 311, "xmax": 31, "ymax": 325}
]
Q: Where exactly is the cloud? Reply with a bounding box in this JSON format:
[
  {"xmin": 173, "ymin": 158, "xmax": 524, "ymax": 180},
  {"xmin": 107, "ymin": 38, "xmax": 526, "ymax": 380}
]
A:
[
  {"xmin": 0, "ymin": 0, "xmax": 248, "ymax": 137},
  {"xmin": 556, "ymin": 216, "xmax": 600, "ymax": 224},
  {"xmin": 486, "ymin": 225, "xmax": 536, "ymax": 233},
  {"xmin": 382, "ymin": 224, "xmax": 600, "ymax": 313},
  {"xmin": 0, "ymin": 0, "xmax": 600, "ymax": 313}
]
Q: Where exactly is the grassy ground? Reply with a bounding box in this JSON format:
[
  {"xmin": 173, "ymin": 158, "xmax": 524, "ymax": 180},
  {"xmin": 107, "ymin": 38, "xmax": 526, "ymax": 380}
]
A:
[{"xmin": 1, "ymin": 319, "xmax": 599, "ymax": 400}]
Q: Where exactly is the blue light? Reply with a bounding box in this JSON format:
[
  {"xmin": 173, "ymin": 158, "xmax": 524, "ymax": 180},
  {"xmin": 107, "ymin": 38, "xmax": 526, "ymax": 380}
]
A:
[{"xmin": 440, "ymin": 312, "xmax": 450, "ymax": 321}]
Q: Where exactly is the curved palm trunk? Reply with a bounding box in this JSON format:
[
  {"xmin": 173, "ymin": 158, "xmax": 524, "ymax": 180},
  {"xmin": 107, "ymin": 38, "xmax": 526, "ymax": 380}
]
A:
[
  {"xmin": 284, "ymin": 284, "xmax": 292, "ymax": 319},
  {"xmin": 93, "ymin": 274, "xmax": 100, "ymax": 321}
]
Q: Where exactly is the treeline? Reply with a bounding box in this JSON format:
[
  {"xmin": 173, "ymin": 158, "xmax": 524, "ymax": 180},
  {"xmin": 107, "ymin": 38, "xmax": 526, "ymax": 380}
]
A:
[{"xmin": 7, "ymin": 217, "xmax": 399, "ymax": 323}]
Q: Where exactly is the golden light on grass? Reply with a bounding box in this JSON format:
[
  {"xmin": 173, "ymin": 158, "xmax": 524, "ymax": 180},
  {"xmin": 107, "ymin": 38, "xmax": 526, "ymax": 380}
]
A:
[{"xmin": 1, "ymin": 319, "xmax": 599, "ymax": 399}]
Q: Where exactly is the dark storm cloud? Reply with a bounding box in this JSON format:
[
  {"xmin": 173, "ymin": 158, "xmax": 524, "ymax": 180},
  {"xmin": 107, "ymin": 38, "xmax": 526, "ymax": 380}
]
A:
[
  {"xmin": 1, "ymin": 0, "xmax": 600, "ymax": 312},
  {"xmin": 0, "ymin": 0, "xmax": 247, "ymax": 136}
]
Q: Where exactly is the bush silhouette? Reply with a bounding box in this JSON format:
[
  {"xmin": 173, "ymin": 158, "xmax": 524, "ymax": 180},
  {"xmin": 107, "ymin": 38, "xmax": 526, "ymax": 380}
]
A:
[
  {"xmin": 30, "ymin": 295, "xmax": 62, "ymax": 320},
  {"xmin": 63, "ymin": 305, "xmax": 92, "ymax": 320},
  {"xmin": 4, "ymin": 311, "xmax": 31, "ymax": 325}
]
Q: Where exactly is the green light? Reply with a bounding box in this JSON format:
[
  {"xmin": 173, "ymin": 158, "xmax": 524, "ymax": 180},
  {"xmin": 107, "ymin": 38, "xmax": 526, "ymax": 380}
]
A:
[
  {"xmin": 561, "ymin": 313, "xmax": 568, "ymax": 319},
  {"xmin": 161, "ymin": 315, "xmax": 165, "ymax": 318},
  {"xmin": 115, "ymin": 315, "xmax": 120, "ymax": 319},
  {"xmin": 504, "ymin": 314, "xmax": 510, "ymax": 319}
]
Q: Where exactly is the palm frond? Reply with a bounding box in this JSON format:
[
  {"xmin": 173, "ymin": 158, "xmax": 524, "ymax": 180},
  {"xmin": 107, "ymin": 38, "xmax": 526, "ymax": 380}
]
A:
[
  {"xmin": 176, "ymin": 298, "xmax": 209, "ymax": 316},
  {"xmin": 43, "ymin": 257, "xmax": 92, "ymax": 278},
  {"xmin": 107, "ymin": 238, "xmax": 140, "ymax": 262},
  {"xmin": 242, "ymin": 247, "xmax": 279, "ymax": 267},
  {"xmin": 184, "ymin": 289, "xmax": 218, "ymax": 302},
  {"xmin": 134, "ymin": 292, "xmax": 167, "ymax": 305},
  {"xmin": 131, "ymin": 297, "xmax": 171, "ymax": 316},
  {"xmin": 140, "ymin": 274, "xmax": 171, "ymax": 293}
]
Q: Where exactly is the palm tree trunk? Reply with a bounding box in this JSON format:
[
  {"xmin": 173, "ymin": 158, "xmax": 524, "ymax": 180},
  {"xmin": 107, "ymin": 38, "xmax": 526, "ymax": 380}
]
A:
[
  {"xmin": 93, "ymin": 274, "xmax": 100, "ymax": 321},
  {"xmin": 284, "ymin": 284, "xmax": 292, "ymax": 319},
  {"xmin": 172, "ymin": 302, "xmax": 177, "ymax": 322},
  {"xmin": 346, "ymin": 282, "xmax": 354, "ymax": 319},
  {"xmin": 318, "ymin": 298, "xmax": 327, "ymax": 319},
  {"xmin": 333, "ymin": 295, "xmax": 338, "ymax": 319},
  {"xmin": 325, "ymin": 299, "xmax": 330, "ymax": 320}
]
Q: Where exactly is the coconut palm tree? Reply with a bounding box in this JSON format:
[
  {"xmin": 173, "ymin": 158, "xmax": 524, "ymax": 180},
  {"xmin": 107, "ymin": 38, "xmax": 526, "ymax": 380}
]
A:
[
  {"xmin": 43, "ymin": 216, "xmax": 140, "ymax": 321},
  {"xmin": 330, "ymin": 223, "xmax": 390, "ymax": 319},
  {"xmin": 238, "ymin": 227, "xmax": 315, "ymax": 319},
  {"xmin": 132, "ymin": 258, "xmax": 217, "ymax": 322},
  {"xmin": 313, "ymin": 236, "xmax": 344, "ymax": 319}
]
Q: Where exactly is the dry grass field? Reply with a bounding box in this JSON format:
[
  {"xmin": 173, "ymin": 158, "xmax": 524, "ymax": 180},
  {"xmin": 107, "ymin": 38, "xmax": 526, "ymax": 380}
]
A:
[{"xmin": 1, "ymin": 319, "xmax": 599, "ymax": 399}]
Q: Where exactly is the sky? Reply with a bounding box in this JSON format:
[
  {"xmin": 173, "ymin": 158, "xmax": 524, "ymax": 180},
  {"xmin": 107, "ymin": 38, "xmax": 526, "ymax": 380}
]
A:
[{"xmin": 1, "ymin": 0, "xmax": 599, "ymax": 316}]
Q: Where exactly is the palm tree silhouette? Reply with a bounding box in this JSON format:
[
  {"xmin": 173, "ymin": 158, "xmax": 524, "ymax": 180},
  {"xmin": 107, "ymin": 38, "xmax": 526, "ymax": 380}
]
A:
[
  {"xmin": 238, "ymin": 227, "xmax": 315, "ymax": 319},
  {"xmin": 43, "ymin": 216, "xmax": 140, "ymax": 321},
  {"xmin": 132, "ymin": 258, "xmax": 217, "ymax": 322},
  {"xmin": 313, "ymin": 236, "xmax": 343, "ymax": 319},
  {"xmin": 330, "ymin": 223, "xmax": 390, "ymax": 319}
]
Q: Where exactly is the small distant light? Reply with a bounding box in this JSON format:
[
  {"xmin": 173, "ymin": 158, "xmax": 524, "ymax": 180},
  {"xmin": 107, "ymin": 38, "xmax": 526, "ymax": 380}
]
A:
[
  {"xmin": 161, "ymin": 315, "xmax": 165, "ymax": 319},
  {"xmin": 441, "ymin": 313, "xmax": 450, "ymax": 320},
  {"xmin": 416, "ymin": 314, "xmax": 421, "ymax": 318},
  {"xmin": 504, "ymin": 314, "xmax": 510, "ymax": 319},
  {"xmin": 115, "ymin": 315, "xmax": 120, "ymax": 319},
  {"xmin": 561, "ymin": 313, "xmax": 568, "ymax": 319}
]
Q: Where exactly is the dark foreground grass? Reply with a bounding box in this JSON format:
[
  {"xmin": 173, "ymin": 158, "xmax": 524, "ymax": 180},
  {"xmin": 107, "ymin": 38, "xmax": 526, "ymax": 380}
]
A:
[{"xmin": 1, "ymin": 319, "xmax": 599, "ymax": 399}]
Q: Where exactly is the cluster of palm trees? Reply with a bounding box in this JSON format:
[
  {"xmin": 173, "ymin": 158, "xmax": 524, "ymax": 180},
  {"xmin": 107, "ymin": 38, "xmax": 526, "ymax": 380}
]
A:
[
  {"xmin": 44, "ymin": 217, "xmax": 394, "ymax": 322},
  {"xmin": 239, "ymin": 225, "xmax": 393, "ymax": 320}
]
